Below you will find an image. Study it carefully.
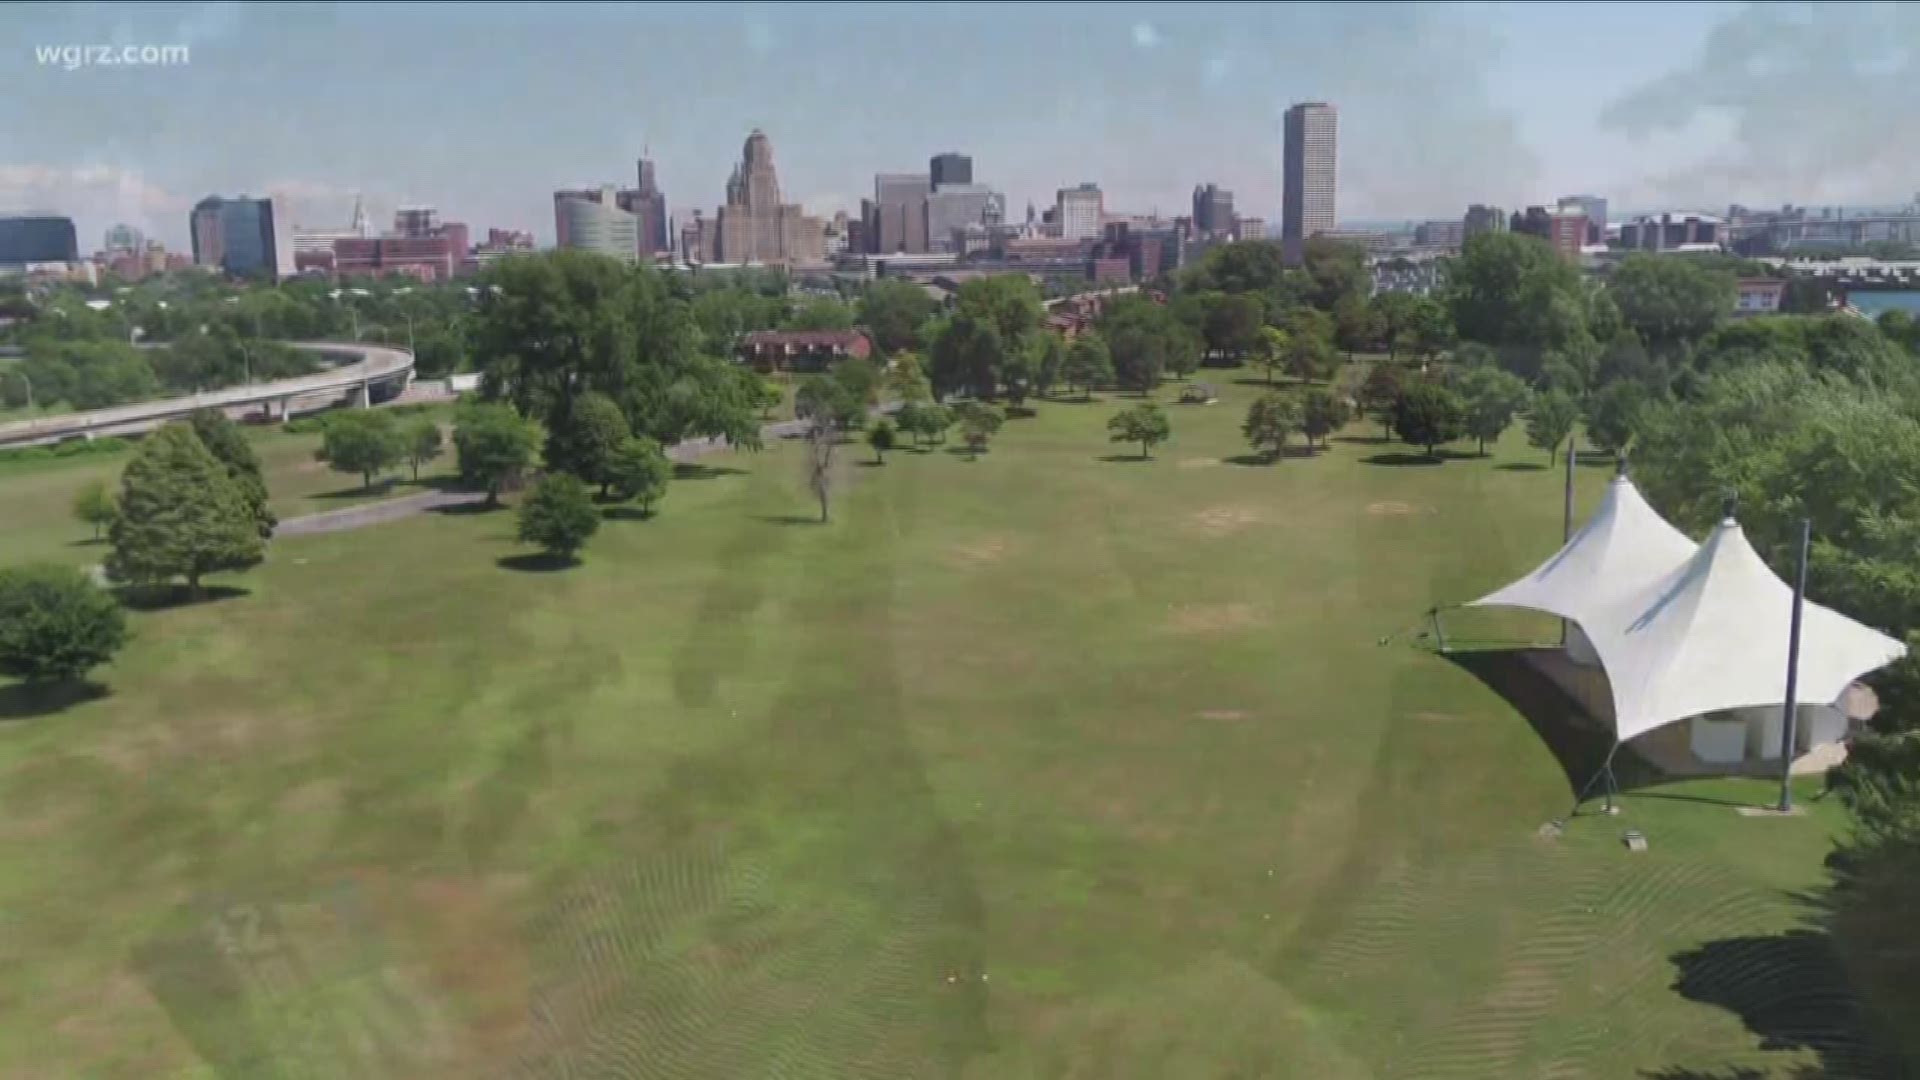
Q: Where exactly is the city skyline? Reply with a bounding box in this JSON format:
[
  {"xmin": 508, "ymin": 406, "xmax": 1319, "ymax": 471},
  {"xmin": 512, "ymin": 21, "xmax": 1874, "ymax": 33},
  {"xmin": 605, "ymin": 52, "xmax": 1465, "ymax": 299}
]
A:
[{"xmin": 8, "ymin": 2, "xmax": 1920, "ymax": 251}]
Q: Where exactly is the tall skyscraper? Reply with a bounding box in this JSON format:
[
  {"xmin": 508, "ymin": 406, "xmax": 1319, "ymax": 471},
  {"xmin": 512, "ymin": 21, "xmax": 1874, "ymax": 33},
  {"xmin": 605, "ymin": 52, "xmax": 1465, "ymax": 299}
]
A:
[
  {"xmin": 713, "ymin": 129, "xmax": 824, "ymax": 265},
  {"xmin": 103, "ymin": 223, "xmax": 144, "ymax": 255},
  {"xmin": 1463, "ymin": 204, "xmax": 1507, "ymax": 239},
  {"xmin": 190, "ymin": 195, "xmax": 279, "ymax": 279},
  {"xmin": 1282, "ymin": 101, "xmax": 1337, "ymax": 264},
  {"xmin": 554, "ymin": 185, "xmax": 641, "ymax": 264},
  {"xmin": 617, "ymin": 153, "xmax": 669, "ymax": 258},
  {"xmin": 1056, "ymin": 182, "xmax": 1104, "ymax": 241},
  {"xmin": 926, "ymin": 184, "xmax": 1006, "ymax": 253},
  {"xmin": 930, "ymin": 152, "xmax": 973, "ymax": 187},
  {"xmin": 873, "ymin": 172, "xmax": 931, "ymax": 253},
  {"xmin": 1192, "ymin": 183, "xmax": 1235, "ymax": 238}
]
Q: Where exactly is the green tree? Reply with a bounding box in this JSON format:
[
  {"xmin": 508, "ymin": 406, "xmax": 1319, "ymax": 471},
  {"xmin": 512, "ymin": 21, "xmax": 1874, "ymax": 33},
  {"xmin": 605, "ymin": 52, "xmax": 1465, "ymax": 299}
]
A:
[
  {"xmin": 1391, "ymin": 382, "xmax": 1467, "ymax": 457},
  {"xmin": 1106, "ymin": 402, "xmax": 1171, "ymax": 459},
  {"xmin": 1102, "ymin": 297, "xmax": 1196, "ymax": 393},
  {"xmin": 998, "ymin": 344, "xmax": 1037, "ymax": 408},
  {"xmin": 0, "ymin": 564, "xmax": 128, "ymax": 684},
  {"xmin": 402, "ymin": 416, "xmax": 444, "ymax": 481},
  {"xmin": 318, "ymin": 409, "xmax": 403, "ymax": 491},
  {"xmin": 1407, "ymin": 297, "xmax": 1456, "ymax": 360},
  {"xmin": 516, "ymin": 472, "xmax": 600, "ymax": 560},
  {"xmin": 1301, "ymin": 237, "xmax": 1370, "ymax": 312},
  {"xmin": 896, "ymin": 400, "xmax": 953, "ymax": 447},
  {"xmin": 454, "ymin": 400, "xmax": 541, "ymax": 507},
  {"xmin": 1445, "ymin": 232, "xmax": 1589, "ymax": 376},
  {"xmin": 954, "ymin": 402, "xmax": 1003, "ymax": 458},
  {"xmin": 605, "ymin": 436, "xmax": 671, "ymax": 513},
  {"xmin": 787, "ymin": 297, "xmax": 854, "ymax": 331},
  {"xmin": 1333, "ymin": 292, "xmax": 1381, "ymax": 359},
  {"xmin": 1526, "ymin": 389, "xmax": 1580, "ymax": 465},
  {"xmin": 954, "ymin": 274, "xmax": 1044, "ymax": 343},
  {"xmin": 857, "ymin": 280, "xmax": 936, "ymax": 355},
  {"xmin": 867, "ymin": 418, "xmax": 897, "ymax": 463},
  {"xmin": 1202, "ymin": 293, "xmax": 1265, "ymax": 361},
  {"xmin": 755, "ymin": 377, "xmax": 785, "ymax": 418},
  {"xmin": 1584, "ymin": 379, "xmax": 1653, "ymax": 455},
  {"xmin": 1299, "ymin": 386, "xmax": 1351, "ymax": 449},
  {"xmin": 1358, "ymin": 362, "xmax": 1404, "ymax": 439},
  {"xmin": 107, "ymin": 423, "xmax": 265, "ymax": 596},
  {"xmin": 546, "ymin": 391, "xmax": 632, "ymax": 496},
  {"xmin": 929, "ymin": 313, "xmax": 1005, "ymax": 400},
  {"xmin": 1242, "ymin": 392, "xmax": 1303, "ymax": 462},
  {"xmin": 72, "ymin": 478, "xmax": 118, "ymax": 540},
  {"xmin": 1283, "ymin": 308, "xmax": 1337, "ymax": 382},
  {"xmin": 188, "ymin": 409, "xmax": 275, "ymax": 538},
  {"xmin": 1062, "ymin": 334, "xmax": 1113, "ymax": 399},
  {"xmin": 1027, "ymin": 332, "xmax": 1066, "ymax": 400},
  {"xmin": 886, "ymin": 352, "xmax": 932, "ymax": 403},
  {"xmin": 1459, "ymin": 367, "xmax": 1532, "ymax": 455},
  {"xmin": 1256, "ymin": 326, "xmax": 1289, "ymax": 385},
  {"xmin": 1607, "ymin": 254, "xmax": 1736, "ymax": 357},
  {"xmin": 1371, "ymin": 292, "xmax": 1419, "ymax": 360},
  {"xmin": 831, "ymin": 355, "xmax": 883, "ymax": 407},
  {"xmin": 795, "ymin": 375, "xmax": 864, "ymax": 429},
  {"xmin": 805, "ymin": 414, "xmax": 836, "ymax": 521}
]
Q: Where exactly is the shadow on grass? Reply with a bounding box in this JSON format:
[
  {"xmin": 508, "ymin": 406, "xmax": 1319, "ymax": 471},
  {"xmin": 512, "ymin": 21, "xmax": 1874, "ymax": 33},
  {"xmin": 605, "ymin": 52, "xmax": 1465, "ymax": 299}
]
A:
[
  {"xmin": 111, "ymin": 583, "xmax": 250, "ymax": 611},
  {"xmin": 1362, "ymin": 451, "xmax": 1446, "ymax": 467},
  {"xmin": 313, "ymin": 481, "xmax": 397, "ymax": 500},
  {"xmin": 943, "ymin": 447, "xmax": 986, "ymax": 459},
  {"xmin": 756, "ymin": 513, "xmax": 822, "ymax": 526},
  {"xmin": 496, "ymin": 551, "xmax": 578, "ymax": 572},
  {"xmin": 1497, "ymin": 461, "xmax": 1550, "ymax": 472},
  {"xmin": 67, "ymin": 536, "xmax": 108, "ymax": 547},
  {"xmin": 0, "ymin": 680, "xmax": 108, "ymax": 721},
  {"xmin": 1041, "ymin": 395, "xmax": 1104, "ymax": 405},
  {"xmin": 1097, "ymin": 453, "xmax": 1154, "ymax": 463},
  {"xmin": 856, "ymin": 459, "xmax": 887, "ymax": 468},
  {"xmin": 413, "ymin": 473, "xmax": 468, "ymax": 493},
  {"xmin": 1232, "ymin": 377, "xmax": 1294, "ymax": 389},
  {"xmin": 429, "ymin": 498, "xmax": 500, "ymax": 516},
  {"xmin": 674, "ymin": 462, "xmax": 747, "ymax": 481},
  {"xmin": 1004, "ymin": 405, "xmax": 1037, "ymax": 419},
  {"xmin": 1333, "ymin": 434, "xmax": 1390, "ymax": 445},
  {"xmin": 1442, "ymin": 647, "xmax": 1638, "ymax": 800},
  {"xmin": 1223, "ymin": 446, "xmax": 1319, "ymax": 466},
  {"xmin": 601, "ymin": 506, "xmax": 655, "ymax": 521},
  {"xmin": 1656, "ymin": 929, "xmax": 1905, "ymax": 1079}
]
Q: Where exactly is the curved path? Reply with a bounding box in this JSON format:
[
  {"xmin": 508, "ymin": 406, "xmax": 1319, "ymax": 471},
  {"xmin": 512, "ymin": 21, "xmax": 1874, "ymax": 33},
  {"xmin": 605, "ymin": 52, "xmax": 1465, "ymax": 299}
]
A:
[{"xmin": 0, "ymin": 340, "xmax": 415, "ymax": 448}]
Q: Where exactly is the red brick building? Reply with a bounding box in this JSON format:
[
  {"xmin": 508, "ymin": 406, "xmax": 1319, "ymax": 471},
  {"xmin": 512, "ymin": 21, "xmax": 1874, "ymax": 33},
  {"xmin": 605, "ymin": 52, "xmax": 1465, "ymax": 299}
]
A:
[{"xmin": 739, "ymin": 329, "xmax": 873, "ymax": 372}]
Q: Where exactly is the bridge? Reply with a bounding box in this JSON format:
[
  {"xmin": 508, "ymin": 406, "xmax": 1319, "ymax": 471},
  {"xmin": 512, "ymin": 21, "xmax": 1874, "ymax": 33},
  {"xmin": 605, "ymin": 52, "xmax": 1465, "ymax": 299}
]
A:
[{"xmin": 0, "ymin": 341, "xmax": 415, "ymax": 448}]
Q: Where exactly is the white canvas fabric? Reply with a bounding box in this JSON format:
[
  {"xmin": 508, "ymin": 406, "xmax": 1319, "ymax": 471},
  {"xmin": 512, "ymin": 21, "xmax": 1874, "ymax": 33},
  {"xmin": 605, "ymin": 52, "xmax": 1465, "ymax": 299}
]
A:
[
  {"xmin": 1470, "ymin": 475, "xmax": 1907, "ymax": 743},
  {"xmin": 1579, "ymin": 517, "xmax": 1906, "ymax": 742},
  {"xmin": 1468, "ymin": 473, "xmax": 1698, "ymax": 627}
]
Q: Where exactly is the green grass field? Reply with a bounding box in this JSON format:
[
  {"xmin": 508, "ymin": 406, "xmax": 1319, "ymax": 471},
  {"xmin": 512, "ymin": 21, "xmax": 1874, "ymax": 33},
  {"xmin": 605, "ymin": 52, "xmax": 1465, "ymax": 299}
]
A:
[{"xmin": 0, "ymin": 379, "xmax": 1881, "ymax": 1077}]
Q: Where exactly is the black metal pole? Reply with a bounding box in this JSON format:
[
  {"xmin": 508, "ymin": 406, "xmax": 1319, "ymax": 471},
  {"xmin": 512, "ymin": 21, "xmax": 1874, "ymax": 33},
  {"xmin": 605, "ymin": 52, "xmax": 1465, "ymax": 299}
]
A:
[
  {"xmin": 1777, "ymin": 517, "xmax": 1811, "ymax": 812},
  {"xmin": 1561, "ymin": 434, "xmax": 1576, "ymax": 646}
]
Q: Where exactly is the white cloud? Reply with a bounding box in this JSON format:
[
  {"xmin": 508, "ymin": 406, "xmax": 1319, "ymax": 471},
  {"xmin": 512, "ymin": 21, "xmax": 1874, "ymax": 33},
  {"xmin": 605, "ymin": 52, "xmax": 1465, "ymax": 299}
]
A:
[{"xmin": 1131, "ymin": 22, "xmax": 1161, "ymax": 49}]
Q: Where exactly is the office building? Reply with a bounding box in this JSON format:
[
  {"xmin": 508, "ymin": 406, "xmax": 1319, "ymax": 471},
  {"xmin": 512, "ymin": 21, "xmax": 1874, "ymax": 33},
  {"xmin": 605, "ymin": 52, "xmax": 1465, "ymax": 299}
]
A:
[
  {"xmin": 1056, "ymin": 183, "xmax": 1104, "ymax": 241},
  {"xmin": 711, "ymin": 130, "xmax": 825, "ymax": 265},
  {"xmin": 1235, "ymin": 217, "xmax": 1267, "ymax": 242},
  {"xmin": 333, "ymin": 235, "xmax": 456, "ymax": 282},
  {"xmin": 926, "ymin": 183, "xmax": 1005, "ymax": 253},
  {"xmin": 393, "ymin": 206, "xmax": 440, "ymax": 238},
  {"xmin": 872, "ymin": 172, "xmax": 931, "ymax": 254},
  {"xmin": 190, "ymin": 195, "xmax": 279, "ymax": 279},
  {"xmin": 0, "ymin": 214, "xmax": 79, "ymax": 267},
  {"xmin": 1548, "ymin": 207, "xmax": 1588, "ymax": 261},
  {"xmin": 1192, "ymin": 184, "xmax": 1235, "ymax": 237},
  {"xmin": 616, "ymin": 154, "xmax": 669, "ymax": 258},
  {"xmin": 1511, "ymin": 206, "xmax": 1553, "ymax": 239},
  {"xmin": 555, "ymin": 186, "xmax": 642, "ymax": 264},
  {"xmin": 1282, "ymin": 101, "xmax": 1337, "ymax": 263},
  {"xmin": 1414, "ymin": 219, "xmax": 1466, "ymax": 248},
  {"xmin": 929, "ymin": 152, "xmax": 973, "ymax": 187},
  {"xmin": 1559, "ymin": 195, "xmax": 1607, "ymax": 245},
  {"xmin": 102, "ymin": 223, "xmax": 144, "ymax": 255},
  {"xmin": 1618, "ymin": 212, "xmax": 1723, "ymax": 252},
  {"xmin": 1463, "ymin": 204, "xmax": 1507, "ymax": 239}
]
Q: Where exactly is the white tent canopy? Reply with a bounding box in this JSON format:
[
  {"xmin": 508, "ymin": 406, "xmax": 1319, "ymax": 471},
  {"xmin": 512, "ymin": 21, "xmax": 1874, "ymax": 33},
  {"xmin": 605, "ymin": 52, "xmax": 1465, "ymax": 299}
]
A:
[
  {"xmin": 1470, "ymin": 475, "xmax": 1907, "ymax": 744},
  {"xmin": 1470, "ymin": 472, "xmax": 1698, "ymax": 630}
]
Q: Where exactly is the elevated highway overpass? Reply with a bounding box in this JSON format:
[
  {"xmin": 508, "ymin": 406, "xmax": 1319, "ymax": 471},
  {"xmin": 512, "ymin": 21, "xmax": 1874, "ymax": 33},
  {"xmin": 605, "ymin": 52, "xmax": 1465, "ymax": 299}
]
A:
[{"xmin": 0, "ymin": 341, "xmax": 415, "ymax": 448}]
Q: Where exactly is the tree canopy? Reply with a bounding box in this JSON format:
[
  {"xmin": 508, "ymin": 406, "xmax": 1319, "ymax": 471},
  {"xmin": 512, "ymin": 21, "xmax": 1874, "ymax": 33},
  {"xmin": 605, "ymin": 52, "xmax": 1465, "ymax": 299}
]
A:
[
  {"xmin": 1390, "ymin": 382, "xmax": 1467, "ymax": 457},
  {"xmin": 454, "ymin": 399, "xmax": 541, "ymax": 506},
  {"xmin": 1106, "ymin": 401, "xmax": 1171, "ymax": 459},
  {"xmin": 857, "ymin": 280, "xmax": 936, "ymax": 355},
  {"xmin": 1242, "ymin": 392, "xmax": 1303, "ymax": 462},
  {"xmin": 516, "ymin": 472, "xmax": 600, "ymax": 560},
  {"xmin": 106, "ymin": 423, "xmax": 265, "ymax": 595},
  {"xmin": 1606, "ymin": 254, "xmax": 1735, "ymax": 357},
  {"xmin": 0, "ymin": 563, "xmax": 128, "ymax": 684},
  {"xmin": 318, "ymin": 409, "xmax": 403, "ymax": 490}
]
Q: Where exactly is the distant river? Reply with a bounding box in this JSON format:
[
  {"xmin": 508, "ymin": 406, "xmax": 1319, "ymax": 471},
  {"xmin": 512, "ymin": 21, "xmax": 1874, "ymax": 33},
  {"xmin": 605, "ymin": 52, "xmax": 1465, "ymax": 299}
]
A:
[{"xmin": 1847, "ymin": 291, "xmax": 1920, "ymax": 317}]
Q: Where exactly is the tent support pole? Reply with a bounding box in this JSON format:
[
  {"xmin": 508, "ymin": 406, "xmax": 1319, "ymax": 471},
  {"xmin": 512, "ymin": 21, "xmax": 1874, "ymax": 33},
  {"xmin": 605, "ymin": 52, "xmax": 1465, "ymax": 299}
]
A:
[
  {"xmin": 1777, "ymin": 518, "xmax": 1811, "ymax": 813},
  {"xmin": 1560, "ymin": 436, "xmax": 1577, "ymax": 647},
  {"xmin": 1563, "ymin": 740, "xmax": 1622, "ymax": 822},
  {"xmin": 1431, "ymin": 607, "xmax": 1449, "ymax": 653}
]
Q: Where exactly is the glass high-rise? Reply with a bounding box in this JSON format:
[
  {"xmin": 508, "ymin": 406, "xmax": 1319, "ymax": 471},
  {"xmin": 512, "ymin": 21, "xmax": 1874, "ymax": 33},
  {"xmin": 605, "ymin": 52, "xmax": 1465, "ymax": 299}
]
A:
[{"xmin": 1282, "ymin": 102, "xmax": 1337, "ymax": 263}]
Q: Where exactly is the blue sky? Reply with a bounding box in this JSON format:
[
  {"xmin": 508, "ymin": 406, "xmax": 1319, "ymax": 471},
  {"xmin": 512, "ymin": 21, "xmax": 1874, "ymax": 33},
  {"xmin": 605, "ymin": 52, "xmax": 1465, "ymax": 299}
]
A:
[{"xmin": 6, "ymin": 2, "xmax": 1918, "ymax": 251}]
